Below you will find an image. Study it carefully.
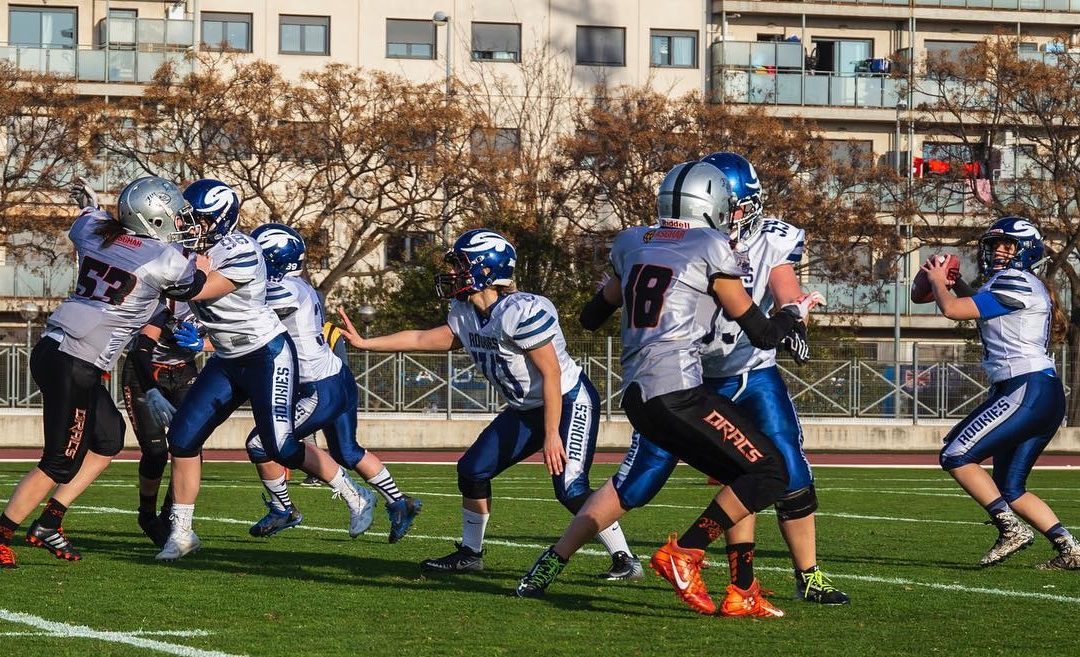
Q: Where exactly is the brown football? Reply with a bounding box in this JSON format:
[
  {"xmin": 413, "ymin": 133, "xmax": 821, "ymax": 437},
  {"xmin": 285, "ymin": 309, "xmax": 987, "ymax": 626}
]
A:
[{"xmin": 911, "ymin": 254, "xmax": 960, "ymax": 304}]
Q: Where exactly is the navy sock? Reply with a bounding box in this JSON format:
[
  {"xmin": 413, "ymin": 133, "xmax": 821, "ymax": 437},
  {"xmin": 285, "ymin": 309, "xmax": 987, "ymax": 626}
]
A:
[
  {"xmin": 983, "ymin": 496, "xmax": 1010, "ymax": 521},
  {"xmin": 1043, "ymin": 523, "xmax": 1075, "ymax": 551}
]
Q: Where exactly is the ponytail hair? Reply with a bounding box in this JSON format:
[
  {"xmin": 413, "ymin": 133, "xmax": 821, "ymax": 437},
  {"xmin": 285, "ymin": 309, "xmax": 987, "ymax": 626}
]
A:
[
  {"xmin": 1040, "ymin": 275, "xmax": 1068, "ymax": 345},
  {"xmin": 92, "ymin": 214, "xmax": 128, "ymax": 247}
]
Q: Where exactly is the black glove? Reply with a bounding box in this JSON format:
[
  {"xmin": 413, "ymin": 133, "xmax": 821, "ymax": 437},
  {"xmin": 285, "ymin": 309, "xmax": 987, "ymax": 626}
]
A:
[{"xmin": 781, "ymin": 322, "xmax": 811, "ymax": 365}]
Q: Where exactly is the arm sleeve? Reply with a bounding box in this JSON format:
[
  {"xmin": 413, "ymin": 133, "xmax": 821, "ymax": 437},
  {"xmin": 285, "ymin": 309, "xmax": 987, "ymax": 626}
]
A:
[
  {"xmin": 971, "ymin": 291, "xmax": 1020, "ymax": 319},
  {"xmin": 952, "ymin": 277, "xmax": 976, "ymax": 298},
  {"xmin": 507, "ymin": 297, "xmax": 560, "ymax": 351},
  {"xmin": 157, "ymin": 247, "xmax": 206, "ymax": 300},
  {"xmin": 733, "ymin": 302, "xmax": 800, "ymax": 350},
  {"xmin": 580, "ymin": 291, "xmax": 620, "ymax": 331},
  {"xmin": 129, "ymin": 333, "xmax": 161, "ymax": 391}
]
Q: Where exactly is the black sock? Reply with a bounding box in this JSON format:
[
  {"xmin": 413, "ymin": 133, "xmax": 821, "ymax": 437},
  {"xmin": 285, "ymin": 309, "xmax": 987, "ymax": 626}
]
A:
[
  {"xmin": 679, "ymin": 500, "xmax": 734, "ymax": 551},
  {"xmin": 139, "ymin": 493, "xmax": 158, "ymax": 514},
  {"xmin": 726, "ymin": 542, "xmax": 755, "ymax": 589},
  {"xmin": 38, "ymin": 498, "xmax": 68, "ymax": 530},
  {"xmin": 160, "ymin": 489, "xmax": 174, "ymax": 517},
  {"xmin": 0, "ymin": 514, "xmax": 18, "ymax": 545}
]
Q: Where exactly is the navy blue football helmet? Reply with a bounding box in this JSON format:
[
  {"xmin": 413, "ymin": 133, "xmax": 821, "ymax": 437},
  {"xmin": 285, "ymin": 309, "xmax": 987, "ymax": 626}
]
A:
[
  {"xmin": 180, "ymin": 178, "xmax": 241, "ymax": 250},
  {"xmin": 699, "ymin": 151, "xmax": 764, "ymax": 243},
  {"xmin": 978, "ymin": 216, "xmax": 1045, "ymax": 278},
  {"xmin": 252, "ymin": 223, "xmax": 306, "ymax": 281},
  {"xmin": 435, "ymin": 229, "xmax": 517, "ymax": 300}
]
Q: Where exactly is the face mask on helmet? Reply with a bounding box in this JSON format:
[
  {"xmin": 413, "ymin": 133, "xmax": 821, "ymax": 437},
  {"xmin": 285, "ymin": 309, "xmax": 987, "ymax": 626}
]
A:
[
  {"xmin": 434, "ymin": 229, "xmax": 516, "ymax": 300},
  {"xmin": 977, "ymin": 217, "xmax": 1045, "ymax": 278},
  {"xmin": 180, "ymin": 179, "xmax": 241, "ymax": 251},
  {"xmin": 699, "ymin": 152, "xmax": 765, "ymax": 245},
  {"xmin": 116, "ymin": 176, "xmax": 195, "ymax": 244}
]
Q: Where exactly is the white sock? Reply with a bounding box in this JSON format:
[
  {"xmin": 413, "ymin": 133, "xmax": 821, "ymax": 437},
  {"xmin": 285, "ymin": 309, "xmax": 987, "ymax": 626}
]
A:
[
  {"xmin": 261, "ymin": 475, "xmax": 291, "ymax": 511},
  {"xmin": 171, "ymin": 503, "xmax": 195, "ymax": 532},
  {"xmin": 365, "ymin": 467, "xmax": 404, "ymax": 504},
  {"xmin": 596, "ymin": 521, "xmax": 632, "ymax": 556},
  {"xmin": 328, "ymin": 468, "xmax": 359, "ymax": 509},
  {"xmin": 461, "ymin": 508, "xmax": 489, "ymax": 552}
]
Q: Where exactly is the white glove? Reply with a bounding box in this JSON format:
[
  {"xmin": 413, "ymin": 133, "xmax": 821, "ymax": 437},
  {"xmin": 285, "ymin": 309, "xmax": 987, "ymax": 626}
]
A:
[
  {"xmin": 69, "ymin": 176, "xmax": 99, "ymax": 210},
  {"xmin": 144, "ymin": 388, "xmax": 177, "ymax": 432},
  {"xmin": 781, "ymin": 291, "xmax": 826, "ymax": 322}
]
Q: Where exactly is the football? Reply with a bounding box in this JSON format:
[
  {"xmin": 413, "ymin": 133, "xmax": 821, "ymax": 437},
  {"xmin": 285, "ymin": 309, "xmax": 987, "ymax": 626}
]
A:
[{"xmin": 910, "ymin": 253, "xmax": 960, "ymax": 303}]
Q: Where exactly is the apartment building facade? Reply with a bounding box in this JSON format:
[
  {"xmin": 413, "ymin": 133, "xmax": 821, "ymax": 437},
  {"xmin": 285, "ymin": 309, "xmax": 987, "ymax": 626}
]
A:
[{"xmin": 1, "ymin": 0, "xmax": 1077, "ymax": 344}]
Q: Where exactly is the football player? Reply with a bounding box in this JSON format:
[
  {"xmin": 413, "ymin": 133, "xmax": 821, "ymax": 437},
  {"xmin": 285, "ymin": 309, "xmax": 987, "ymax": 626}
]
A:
[
  {"xmin": 1, "ymin": 177, "xmax": 209, "ymax": 567},
  {"xmin": 244, "ymin": 223, "xmax": 420, "ymax": 543},
  {"xmin": 926, "ymin": 217, "xmax": 1079, "ymax": 570},
  {"xmin": 338, "ymin": 229, "xmax": 641, "ymax": 580},
  {"xmin": 517, "ymin": 159, "xmax": 822, "ymax": 617},
  {"xmin": 122, "ymin": 300, "xmax": 205, "ymax": 548},
  {"xmin": 156, "ymin": 180, "xmax": 354, "ymax": 561}
]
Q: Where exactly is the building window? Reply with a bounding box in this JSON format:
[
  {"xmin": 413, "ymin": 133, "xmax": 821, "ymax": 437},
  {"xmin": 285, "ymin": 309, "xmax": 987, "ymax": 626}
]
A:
[
  {"xmin": 8, "ymin": 6, "xmax": 77, "ymax": 47},
  {"xmin": 386, "ymin": 19, "xmax": 435, "ymax": 59},
  {"xmin": 280, "ymin": 15, "xmax": 329, "ymax": 55},
  {"xmin": 809, "ymin": 38, "xmax": 871, "ymax": 74},
  {"xmin": 471, "ymin": 22, "xmax": 520, "ymax": 62},
  {"xmin": 386, "ymin": 232, "xmax": 435, "ymax": 263},
  {"xmin": 825, "ymin": 139, "xmax": 874, "ymax": 169},
  {"xmin": 470, "ymin": 127, "xmax": 521, "ymax": 160},
  {"xmin": 650, "ymin": 30, "xmax": 697, "ymax": 68},
  {"xmin": 201, "ymin": 12, "xmax": 252, "ymax": 52},
  {"xmin": 576, "ymin": 26, "xmax": 625, "ymax": 67}
]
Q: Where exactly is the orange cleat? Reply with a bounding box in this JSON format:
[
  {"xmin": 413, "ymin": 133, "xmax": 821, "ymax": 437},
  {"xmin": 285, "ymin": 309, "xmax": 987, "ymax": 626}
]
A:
[
  {"xmin": 720, "ymin": 579, "xmax": 785, "ymax": 618},
  {"xmin": 0, "ymin": 544, "xmax": 16, "ymax": 569},
  {"xmin": 649, "ymin": 533, "xmax": 716, "ymax": 615}
]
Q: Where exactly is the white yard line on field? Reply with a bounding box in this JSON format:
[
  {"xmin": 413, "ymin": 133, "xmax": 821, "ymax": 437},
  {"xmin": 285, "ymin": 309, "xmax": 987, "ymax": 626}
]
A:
[
  {"xmin": 0, "ymin": 610, "xmax": 243, "ymax": 657},
  {"xmin": 26, "ymin": 501, "xmax": 1076, "ymax": 606}
]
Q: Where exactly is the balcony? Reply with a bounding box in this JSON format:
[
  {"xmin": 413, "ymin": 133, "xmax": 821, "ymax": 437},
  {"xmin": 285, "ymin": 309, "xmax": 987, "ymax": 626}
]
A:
[
  {"xmin": 96, "ymin": 17, "xmax": 194, "ymax": 49},
  {"xmin": 0, "ymin": 44, "xmax": 193, "ymax": 84},
  {"xmin": 727, "ymin": 0, "xmax": 1080, "ymax": 11},
  {"xmin": 720, "ymin": 70, "xmax": 901, "ymax": 108}
]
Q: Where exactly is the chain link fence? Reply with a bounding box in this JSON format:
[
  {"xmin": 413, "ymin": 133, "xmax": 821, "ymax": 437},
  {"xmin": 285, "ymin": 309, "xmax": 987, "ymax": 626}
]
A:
[{"xmin": 2, "ymin": 335, "xmax": 1068, "ymax": 422}]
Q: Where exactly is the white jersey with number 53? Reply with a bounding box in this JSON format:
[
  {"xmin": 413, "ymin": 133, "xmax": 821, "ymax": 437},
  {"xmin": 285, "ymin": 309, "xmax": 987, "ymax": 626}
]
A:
[
  {"xmin": 701, "ymin": 218, "xmax": 805, "ymax": 378},
  {"xmin": 609, "ymin": 221, "xmax": 749, "ymax": 402}
]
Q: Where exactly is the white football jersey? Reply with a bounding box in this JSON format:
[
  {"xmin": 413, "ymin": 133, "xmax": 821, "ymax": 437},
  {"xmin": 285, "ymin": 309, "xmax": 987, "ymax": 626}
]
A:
[
  {"xmin": 46, "ymin": 209, "xmax": 200, "ymax": 371},
  {"xmin": 610, "ymin": 221, "xmax": 749, "ymax": 402},
  {"xmin": 701, "ymin": 218, "xmax": 805, "ymax": 378},
  {"xmin": 188, "ymin": 232, "xmax": 286, "ymax": 358},
  {"xmin": 977, "ymin": 269, "xmax": 1055, "ymax": 383},
  {"xmin": 446, "ymin": 292, "xmax": 582, "ymax": 411},
  {"xmin": 265, "ymin": 277, "xmax": 342, "ymax": 384}
]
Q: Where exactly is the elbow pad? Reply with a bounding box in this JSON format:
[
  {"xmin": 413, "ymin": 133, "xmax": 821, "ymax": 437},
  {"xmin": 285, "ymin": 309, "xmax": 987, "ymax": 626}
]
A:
[
  {"xmin": 163, "ymin": 270, "xmax": 207, "ymax": 301},
  {"xmin": 580, "ymin": 291, "xmax": 620, "ymax": 331},
  {"xmin": 734, "ymin": 302, "xmax": 800, "ymax": 350}
]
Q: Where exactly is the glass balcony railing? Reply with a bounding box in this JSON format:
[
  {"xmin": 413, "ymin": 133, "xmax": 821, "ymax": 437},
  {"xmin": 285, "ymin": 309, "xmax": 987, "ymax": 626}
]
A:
[
  {"xmin": 719, "ymin": 70, "xmax": 901, "ymax": 108},
  {"xmin": 96, "ymin": 18, "xmax": 194, "ymax": 47},
  {"xmin": 0, "ymin": 44, "xmax": 193, "ymax": 83},
  {"xmin": 746, "ymin": 0, "xmax": 1080, "ymax": 11}
]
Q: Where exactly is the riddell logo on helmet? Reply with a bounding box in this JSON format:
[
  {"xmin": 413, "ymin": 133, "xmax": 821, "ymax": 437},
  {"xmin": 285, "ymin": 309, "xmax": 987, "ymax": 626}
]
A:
[{"xmin": 701, "ymin": 410, "xmax": 764, "ymax": 462}]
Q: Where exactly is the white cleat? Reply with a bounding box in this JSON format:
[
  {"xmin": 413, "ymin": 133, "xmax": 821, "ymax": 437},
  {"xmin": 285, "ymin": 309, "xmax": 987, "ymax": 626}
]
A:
[
  {"xmin": 155, "ymin": 528, "xmax": 201, "ymax": 561},
  {"xmin": 333, "ymin": 476, "xmax": 377, "ymax": 538}
]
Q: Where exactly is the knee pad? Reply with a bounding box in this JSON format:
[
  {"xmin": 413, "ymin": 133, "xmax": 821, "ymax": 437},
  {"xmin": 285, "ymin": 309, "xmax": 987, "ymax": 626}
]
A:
[
  {"xmin": 138, "ymin": 446, "xmax": 170, "ymax": 480},
  {"xmin": 1001, "ymin": 485, "xmax": 1026, "ymax": 503},
  {"xmin": 245, "ymin": 433, "xmax": 270, "ymax": 464},
  {"xmin": 457, "ymin": 473, "xmax": 492, "ymax": 500},
  {"xmin": 775, "ymin": 484, "xmax": 818, "ymax": 521},
  {"xmin": 557, "ymin": 490, "xmax": 592, "ymax": 515},
  {"xmin": 729, "ymin": 462, "xmax": 788, "ymax": 513},
  {"xmin": 274, "ymin": 442, "xmax": 306, "ymax": 470},
  {"xmin": 37, "ymin": 456, "xmax": 77, "ymax": 485},
  {"xmin": 92, "ymin": 415, "xmax": 126, "ymax": 458},
  {"xmin": 939, "ymin": 448, "xmax": 971, "ymax": 472}
]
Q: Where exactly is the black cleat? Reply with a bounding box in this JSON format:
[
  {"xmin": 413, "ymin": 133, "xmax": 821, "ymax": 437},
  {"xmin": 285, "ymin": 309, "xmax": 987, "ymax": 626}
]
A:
[
  {"xmin": 139, "ymin": 510, "xmax": 170, "ymax": 548},
  {"xmin": 26, "ymin": 522, "xmax": 81, "ymax": 561},
  {"xmin": 517, "ymin": 547, "xmax": 568, "ymax": 597},
  {"xmin": 796, "ymin": 567, "xmax": 850, "ymax": 605},
  {"xmin": 421, "ymin": 542, "xmax": 484, "ymax": 573},
  {"xmin": 599, "ymin": 551, "xmax": 644, "ymax": 581}
]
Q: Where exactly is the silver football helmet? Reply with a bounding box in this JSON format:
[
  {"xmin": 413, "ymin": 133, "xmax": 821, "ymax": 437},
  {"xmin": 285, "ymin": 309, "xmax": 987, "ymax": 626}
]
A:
[
  {"xmin": 656, "ymin": 160, "xmax": 734, "ymax": 231},
  {"xmin": 116, "ymin": 176, "xmax": 193, "ymax": 242}
]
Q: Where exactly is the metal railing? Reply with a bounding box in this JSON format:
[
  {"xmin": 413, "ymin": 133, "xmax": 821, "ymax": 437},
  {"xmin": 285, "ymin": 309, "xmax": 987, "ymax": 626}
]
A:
[
  {"xmin": 0, "ymin": 43, "xmax": 194, "ymax": 84},
  {"xmin": 747, "ymin": 0, "xmax": 1080, "ymax": 10},
  {"xmin": 0, "ymin": 338, "xmax": 1060, "ymax": 422}
]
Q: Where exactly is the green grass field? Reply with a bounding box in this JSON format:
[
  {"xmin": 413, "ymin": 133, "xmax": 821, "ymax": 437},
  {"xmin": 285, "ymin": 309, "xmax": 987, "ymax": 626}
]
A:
[{"xmin": 1, "ymin": 461, "xmax": 1078, "ymax": 657}]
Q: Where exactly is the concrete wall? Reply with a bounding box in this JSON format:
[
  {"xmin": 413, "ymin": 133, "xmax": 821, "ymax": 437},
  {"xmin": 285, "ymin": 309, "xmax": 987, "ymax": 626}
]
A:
[{"xmin": 2, "ymin": 410, "xmax": 1079, "ymax": 453}]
